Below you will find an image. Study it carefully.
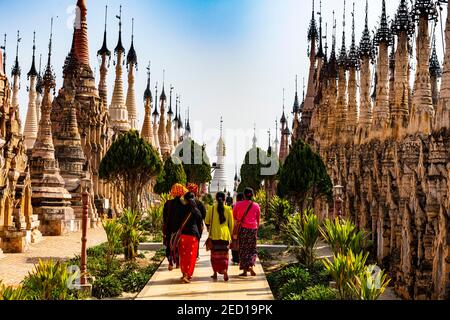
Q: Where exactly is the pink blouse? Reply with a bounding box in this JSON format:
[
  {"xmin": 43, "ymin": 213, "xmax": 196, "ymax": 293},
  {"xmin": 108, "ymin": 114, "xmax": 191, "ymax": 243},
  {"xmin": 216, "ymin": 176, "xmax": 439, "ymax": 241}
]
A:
[{"xmin": 233, "ymin": 200, "xmax": 261, "ymax": 230}]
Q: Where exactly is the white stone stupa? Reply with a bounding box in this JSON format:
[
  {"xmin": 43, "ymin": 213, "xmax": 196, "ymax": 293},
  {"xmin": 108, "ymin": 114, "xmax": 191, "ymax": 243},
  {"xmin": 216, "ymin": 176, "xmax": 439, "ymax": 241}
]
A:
[{"xmin": 210, "ymin": 117, "xmax": 228, "ymax": 194}]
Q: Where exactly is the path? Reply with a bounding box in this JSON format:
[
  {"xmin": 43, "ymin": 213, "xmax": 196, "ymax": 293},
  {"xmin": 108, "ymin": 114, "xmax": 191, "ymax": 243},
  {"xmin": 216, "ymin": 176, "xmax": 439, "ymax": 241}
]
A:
[
  {"xmin": 136, "ymin": 235, "xmax": 274, "ymax": 300},
  {"xmin": 0, "ymin": 228, "xmax": 107, "ymax": 286}
]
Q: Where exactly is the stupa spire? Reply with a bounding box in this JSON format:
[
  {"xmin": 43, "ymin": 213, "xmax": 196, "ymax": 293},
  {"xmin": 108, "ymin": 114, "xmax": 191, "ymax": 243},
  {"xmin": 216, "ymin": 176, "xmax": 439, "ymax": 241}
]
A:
[
  {"xmin": 0, "ymin": 34, "xmax": 5, "ymax": 75},
  {"xmin": 12, "ymin": 31, "xmax": 21, "ymax": 77},
  {"xmin": 109, "ymin": 5, "xmax": 130, "ymax": 132},
  {"xmin": 27, "ymin": 32, "xmax": 38, "ymax": 78},
  {"xmin": 73, "ymin": 0, "xmax": 90, "ymax": 66},
  {"xmin": 408, "ymin": 0, "xmax": 437, "ymax": 135},
  {"xmin": 97, "ymin": 5, "xmax": 111, "ymax": 105},
  {"xmin": 142, "ymin": 61, "xmax": 155, "ymax": 147},
  {"xmin": 126, "ymin": 18, "xmax": 138, "ymax": 130},
  {"xmin": 24, "ymin": 32, "xmax": 39, "ymax": 150}
]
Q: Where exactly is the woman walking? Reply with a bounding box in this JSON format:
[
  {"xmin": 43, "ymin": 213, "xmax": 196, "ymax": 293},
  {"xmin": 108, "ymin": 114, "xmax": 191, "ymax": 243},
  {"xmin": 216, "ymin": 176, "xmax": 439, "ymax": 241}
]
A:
[
  {"xmin": 231, "ymin": 193, "xmax": 244, "ymax": 265},
  {"xmin": 233, "ymin": 188, "xmax": 261, "ymax": 277},
  {"xmin": 205, "ymin": 192, "xmax": 234, "ymax": 282},
  {"xmin": 163, "ymin": 184, "xmax": 188, "ymax": 271},
  {"xmin": 177, "ymin": 192, "xmax": 204, "ymax": 283}
]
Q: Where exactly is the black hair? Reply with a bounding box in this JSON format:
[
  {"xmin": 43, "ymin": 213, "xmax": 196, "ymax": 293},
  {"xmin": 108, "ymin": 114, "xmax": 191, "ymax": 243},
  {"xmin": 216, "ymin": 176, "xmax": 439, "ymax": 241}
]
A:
[
  {"xmin": 236, "ymin": 193, "xmax": 244, "ymax": 202},
  {"xmin": 184, "ymin": 192, "xmax": 195, "ymax": 201},
  {"xmin": 216, "ymin": 192, "xmax": 226, "ymax": 225},
  {"xmin": 244, "ymin": 188, "xmax": 254, "ymax": 200}
]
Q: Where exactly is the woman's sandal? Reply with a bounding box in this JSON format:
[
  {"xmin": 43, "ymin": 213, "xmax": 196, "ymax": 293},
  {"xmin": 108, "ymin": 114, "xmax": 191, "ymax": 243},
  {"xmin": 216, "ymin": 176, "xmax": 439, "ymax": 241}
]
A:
[
  {"xmin": 249, "ymin": 268, "xmax": 257, "ymax": 277},
  {"xmin": 224, "ymin": 273, "xmax": 229, "ymax": 282},
  {"xmin": 182, "ymin": 277, "xmax": 191, "ymax": 284}
]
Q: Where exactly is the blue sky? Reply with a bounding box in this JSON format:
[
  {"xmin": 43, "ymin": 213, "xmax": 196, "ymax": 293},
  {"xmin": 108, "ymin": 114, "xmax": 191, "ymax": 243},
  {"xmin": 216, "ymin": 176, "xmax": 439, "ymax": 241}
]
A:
[{"xmin": 0, "ymin": 0, "xmax": 447, "ymax": 189}]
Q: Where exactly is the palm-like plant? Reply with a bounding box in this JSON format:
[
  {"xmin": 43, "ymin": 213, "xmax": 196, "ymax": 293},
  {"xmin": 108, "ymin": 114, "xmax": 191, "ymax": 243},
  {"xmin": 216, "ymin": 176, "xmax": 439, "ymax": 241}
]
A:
[
  {"xmin": 285, "ymin": 211, "xmax": 320, "ymax": 267},
  {"xmin": 320, "ymin": 218, "xmax": 371, "ymax": 255},
  {"xmin": 120, "ymin": 210, "xmax": 143, "ymax": 261},
  {"xmin": 22, "ymin": 259, "xmax": 79, "ymax": 300},
  {"xmin": 269, "ymin": 196, "xmax": 294, "ymax": 231},
  {"xmin": 322, "ymin": 251, "xmax": 369, "ymax": 300},
  {"xmin": 348, "ymin": 265, "xmax": 391, "ymax": 300},
  {"xmin": 0, "ymin": 282, "xmax": 29, "ymax": 300},
  {"xmin": 102, "ymin": 219, "xmax": 123, "ymax": 272}
]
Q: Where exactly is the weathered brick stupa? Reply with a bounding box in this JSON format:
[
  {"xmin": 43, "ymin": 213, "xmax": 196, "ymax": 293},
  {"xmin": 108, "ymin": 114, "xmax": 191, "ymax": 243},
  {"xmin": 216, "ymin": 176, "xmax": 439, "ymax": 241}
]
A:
[
  {"xmin": 29, "ymin": 20, "xmax": 75, "ymax": 236},
  {"xmin": 0, "ymin": 39, "xmax": 40, "ymax": 253},
  {"xmin": 51, "ymin": 0, "xmax": 108, "ymax": 223},
  {"xmin": 294, "ymin": 0, "xmax": 449, "ymax": 300}
]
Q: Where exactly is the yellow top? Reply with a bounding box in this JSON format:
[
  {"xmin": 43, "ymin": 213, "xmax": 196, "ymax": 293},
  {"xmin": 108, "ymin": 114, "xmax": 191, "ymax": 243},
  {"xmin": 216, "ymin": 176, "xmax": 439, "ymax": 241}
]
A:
[{"xmin": 205, "ymin": 204, "xmax": 234, "ymax": 242}]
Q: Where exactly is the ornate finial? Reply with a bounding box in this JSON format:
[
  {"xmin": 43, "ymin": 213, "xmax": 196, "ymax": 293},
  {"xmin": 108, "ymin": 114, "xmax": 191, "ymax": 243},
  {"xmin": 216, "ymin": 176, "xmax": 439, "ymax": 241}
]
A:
[
  {"xmin": 168, "ymin": 85, "xmax": 174, "ymax": 115},
  {"xmin": 359, "ymin": 0, "xmax": 374, "ymax": 60},
  {"xmin": 347, "ymin": 2, "xmax": 360, "ymax": 69},
  {"xmin": 43, "ymin": 18, "xmax": 56, "ymax": 89},
  {"xmin": 115, "ymin": 5, "xmax": 125, "ymax": 54},
  {"xmin": 374, "ymin": 0, "xmax": 392, "ymax": 45},
  {"xmin": 392, "ymin": 0, "xmax": 415, "ymax": 35},
  {"xmin": 186, "ymin": 107, "xmax": 191, "ymax": 133},
  {"xmin": 302, "ymin": 77, "xmax": 306, "ymax": 101},
  {"xmin": 281, "ymin": 89, "xmax": 287, "ymax": 124},
  {"xmin": 127, "ymin": 18, "xmax": 138, "ymax": 68},
  {"xmin": 174, "ymin": 94, "xmax": 179, "ymax": 121},
  {"xmin": 308, "ymin": 0, "xmax": 318, "ymax": 42},
  {"xmin": 160, "ymin": 69, "xmax": 167, "ymax": 101},
  {"xmin": 36, "ymin": 53, "xmax": 43, "ymax": 94},
  {"xmin": 220, "ymin": 116, "xmax": 224, "ymax": 138},
  {"xmin": 324, "ymin": 22, "xmax": 328, "ymax": 57},
  {"xmin": 430, "ymin": 23, "xmax": 442, "ymax": 77},
  {"xmin": 1, "ymin": 34, "xmax": 5, "ymax": 74},
  {"xmin": 338, "ymin": 0, "xmax": 347, "ymax": 67},
  {"xmin": 153, "ymin": 82, "xmax": 159, "ymax": 116},
  {"xmin": 98, "ymin": 5, "xmax": 111, "ymax": 57},
  {"xmin": 12, "ymin": 30, "xmax": 21, "ymax": 77},
  {"xmin": 412, "ymin": 0, "xmax": 438, "ymax": 21},
  {"xmin": 293, "ymin": 75, "xmax": 300, "ymax": 114},
  {"xmin": 144, "ymin": 61, "xmax": 152, "ymax": 101},
  {"xmin": 28, "ymin": 31, "xmax": 38, "ymax": 78},
  {"xmin": 316, "ymin": 0, "xmax": 324, "ymax": 58}
]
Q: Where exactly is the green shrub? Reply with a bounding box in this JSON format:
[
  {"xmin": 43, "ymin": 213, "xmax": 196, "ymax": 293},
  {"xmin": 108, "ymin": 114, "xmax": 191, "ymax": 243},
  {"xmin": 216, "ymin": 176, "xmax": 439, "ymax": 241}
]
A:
[
  {"xmin": 103, "ymin": 219, "xmax": 123, "ymax": 273},
  {"xmin": 253, "ymin": 190, "xmax": 267, "ymax": 211},
  {"xmin": 258, "ymin": 223, "xmax": 276, "ymax": 241},
  {"xmin": 348, "ymin": 265, "xmax": 391, "ymax": 300},
  {"xmin": 323, "ymin": 251, "xmax": 369, "ymax": 300},
  {"xmin": 92, "ymin": 275, "xmax": 123, "ymax": 299},
  {"xmin": 120, "ymin": 210, "xmax": 143, "ymax": 261},
  {"xmin": 279, "ymin": 275, "xmax": 312, "ymax": 299},
  {"xmin": 22, "ymin": 259, "xmax": 80, "ymax": 300},
  {"xmin": 320, "ymin": 218, "xmax": 372, "ymax": 256},
  {"xmin": 295, "ymin": 285, "xmax": 338, "ymax": 300},
  {"xmin": 121, "ymin": 271, "xmax": 151, "ymax": 293},
  {"xmin": 284, "ymin": 211, "xmax": 320, "ymax": 267},
  {"xmin": 267, "ymin": 265, "xmax": 312, "ymax": 299},
  {"xmin": 268, "ymin": 196, "xmax": 294, "ymax": 231},
  {"xmin": 257, "ymin": 249, "xmax": 272, "ymax": 262}
]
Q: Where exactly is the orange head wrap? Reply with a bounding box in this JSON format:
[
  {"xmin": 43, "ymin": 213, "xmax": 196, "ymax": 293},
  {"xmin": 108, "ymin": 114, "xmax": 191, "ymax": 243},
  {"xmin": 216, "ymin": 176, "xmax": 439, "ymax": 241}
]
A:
[
  {"xmin": 170, "ymin": 183, "xmax": 188, "ymax": 198},
  {"xmin": 186, "ymin": 183, "xmax": 199, "ymax": 196}
]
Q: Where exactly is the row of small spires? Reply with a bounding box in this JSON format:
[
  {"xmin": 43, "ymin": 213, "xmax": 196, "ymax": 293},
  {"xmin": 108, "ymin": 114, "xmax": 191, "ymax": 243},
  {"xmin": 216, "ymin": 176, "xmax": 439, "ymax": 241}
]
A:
[
  {"xmin": 305, "ymin": 0, "xmax": 443, "ymax": 73},
  {"xmin": 0, "ymin": 4, "xmax": 193, "ymax": 132}
]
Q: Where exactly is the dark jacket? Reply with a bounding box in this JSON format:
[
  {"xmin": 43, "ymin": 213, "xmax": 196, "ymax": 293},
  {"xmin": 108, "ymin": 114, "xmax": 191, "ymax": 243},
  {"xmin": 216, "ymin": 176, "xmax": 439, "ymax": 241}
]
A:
[
  {"xmin": 180, "ymin": 199, "xmax": 204, "ymax": 240},
  {"xmin": 163, "ymin": 198, "xmax": 185, "ymax": 244}
]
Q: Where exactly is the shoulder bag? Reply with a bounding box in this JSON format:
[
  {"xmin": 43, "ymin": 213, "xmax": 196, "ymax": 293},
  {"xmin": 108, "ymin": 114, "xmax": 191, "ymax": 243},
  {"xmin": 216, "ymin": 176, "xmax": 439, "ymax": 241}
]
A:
[{"xmin": 230, "ymin": 201, "xmax": 254, "ymax": 251}]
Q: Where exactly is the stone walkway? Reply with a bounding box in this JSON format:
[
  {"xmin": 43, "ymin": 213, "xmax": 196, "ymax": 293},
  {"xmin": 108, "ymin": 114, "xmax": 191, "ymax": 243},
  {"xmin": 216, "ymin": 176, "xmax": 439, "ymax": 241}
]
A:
[
  {"xmin": 136, "ymin": 236, "xmax": 274, "ymax": 300},
  {"xmin": 0, "ymin": 228, "xmax": 107, "ymax": 286}
]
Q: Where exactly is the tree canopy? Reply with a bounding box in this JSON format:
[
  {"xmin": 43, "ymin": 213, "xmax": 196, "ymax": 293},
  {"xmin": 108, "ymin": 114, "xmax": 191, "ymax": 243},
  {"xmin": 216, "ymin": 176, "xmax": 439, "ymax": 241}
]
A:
[
  {"xmin": 174, "ymin": 138, "xmax": 212, "ymax": 185},
  {"xmin": 99, "ymin": 130, "xmax": 162, "ymax": 212},
  {"xmin": 154, "ymin": 156, "xmax": 187, "ymax": 195},
  {"xmin": 277, "ymin": 140, "xmax": 332, "ymax": 209},
  {"xmin": 238, "ymin": 146, "xmax": 279, "ymax": 192}
]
